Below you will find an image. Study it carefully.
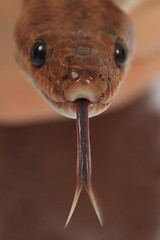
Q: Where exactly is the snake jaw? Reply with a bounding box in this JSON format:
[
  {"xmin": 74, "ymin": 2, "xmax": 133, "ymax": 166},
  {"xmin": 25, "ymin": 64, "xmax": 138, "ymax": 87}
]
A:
[
  {"xmin": 36, "ymin": 77, "xmax": 112, "ymax": 119},
  {"xmin": 41, "ymin": 90, "xmax": 112, "ymax": 119}
]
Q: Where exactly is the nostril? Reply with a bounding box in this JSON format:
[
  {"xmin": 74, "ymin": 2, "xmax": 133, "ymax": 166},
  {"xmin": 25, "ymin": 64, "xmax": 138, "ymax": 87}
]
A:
[{"xmin": 99, "ymin": 74, "xmax": 104, "ymax": 81}]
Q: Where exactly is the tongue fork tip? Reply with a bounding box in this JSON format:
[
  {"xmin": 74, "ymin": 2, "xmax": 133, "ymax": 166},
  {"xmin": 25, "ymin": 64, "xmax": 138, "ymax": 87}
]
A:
[
  {"xmin": 64, "ymin": 184, "xmax": 83, "ymax": 229},
  {"xmin": 64, "ymin": 183, "xmax": 103, "ymax": 228},
  {"xmin": 85, "ymin": 185, "xmax": 103, "ymax": 227}
]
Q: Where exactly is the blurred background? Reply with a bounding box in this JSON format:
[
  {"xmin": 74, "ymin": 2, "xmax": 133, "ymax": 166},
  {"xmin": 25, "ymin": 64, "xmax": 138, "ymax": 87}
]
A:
[{"xmin": 0, "ymin": 0, "xmax": 160, "ymax": 239}]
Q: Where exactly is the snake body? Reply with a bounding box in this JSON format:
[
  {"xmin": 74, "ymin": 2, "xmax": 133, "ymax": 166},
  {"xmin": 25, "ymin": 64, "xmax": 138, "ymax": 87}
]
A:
[
  {"xmin": 15, "ymin": 0, "xmax": 134, "ymax": 119},
  {"xmin": 15, "ymin": 0, "xmax": 135, "ymax": 226}
]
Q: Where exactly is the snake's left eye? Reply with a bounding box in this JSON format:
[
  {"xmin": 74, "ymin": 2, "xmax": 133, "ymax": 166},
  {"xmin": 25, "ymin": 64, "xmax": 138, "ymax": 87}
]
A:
[
  {"xmin": 30, "ymin": 40, "xmax": 46, "ymax": 67},
  {"xmin": 114, "ymin": 40, "xmax": 128, "ymax": 67}
]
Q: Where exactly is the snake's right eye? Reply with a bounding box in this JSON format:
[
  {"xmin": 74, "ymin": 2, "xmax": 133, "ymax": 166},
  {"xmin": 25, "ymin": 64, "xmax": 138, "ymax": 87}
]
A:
[
  {"xmin": 114, "ymin": 40, "xmax": 128, "ymax": 67},
  {"xmin": 30, "ymin": 40, "xmax": 46, "ymax": 67}
]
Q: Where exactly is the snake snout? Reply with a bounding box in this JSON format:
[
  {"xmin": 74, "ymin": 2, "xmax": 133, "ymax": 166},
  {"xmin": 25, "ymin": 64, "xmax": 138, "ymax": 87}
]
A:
[
  {"xmin": 64, "ymin": 69, "xmax": 107, "ymax": 103},
  {"xmin": 57, "ymin": 48, "xmax": 108, "ymax": 103},
  {"xmin": 64, "ymin": 81, "xmax": 102, "ymax": 102}
]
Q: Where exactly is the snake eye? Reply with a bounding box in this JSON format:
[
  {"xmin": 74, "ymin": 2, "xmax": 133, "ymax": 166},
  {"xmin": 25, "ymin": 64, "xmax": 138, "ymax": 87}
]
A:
[
  {"xmin": 115, "ymin": 40, "xmax": 128, "ymax": 67},
  {"xmin": 30, "ymin": 40, "xmax": 46, "ymax": 67}
]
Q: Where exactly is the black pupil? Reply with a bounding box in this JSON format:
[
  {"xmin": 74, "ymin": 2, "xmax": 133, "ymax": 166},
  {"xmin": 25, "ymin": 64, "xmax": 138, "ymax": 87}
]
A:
[
  {"xmin": 115, "ymin": 40, "xmax": 128, "ymax": 67},
  {"xmin": 30, "ymin": 40, "xmax": 46, "ymax": 67}
]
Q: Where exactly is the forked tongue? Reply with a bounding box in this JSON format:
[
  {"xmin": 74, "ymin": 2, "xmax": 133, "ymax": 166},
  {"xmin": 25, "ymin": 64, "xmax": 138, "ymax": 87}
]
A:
[{"xmin": 65, "ymin": 99, "xmax": 102, "ymax": 228}]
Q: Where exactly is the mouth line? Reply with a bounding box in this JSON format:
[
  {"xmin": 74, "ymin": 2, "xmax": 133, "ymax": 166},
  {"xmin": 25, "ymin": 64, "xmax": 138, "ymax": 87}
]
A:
[
  {"xmin": 40, "ymin": 88, "xmax": 112, "ymax": 119},
  {"xmin": 42, "ymin": 88, "xmax": 108, "ymax": 106}
]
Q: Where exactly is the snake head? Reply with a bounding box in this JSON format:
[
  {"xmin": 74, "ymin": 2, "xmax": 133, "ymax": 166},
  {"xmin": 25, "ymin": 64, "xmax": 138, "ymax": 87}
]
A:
[{"xmin": 14, "ymin": 0, "xmax": 135, "ymax": 118}]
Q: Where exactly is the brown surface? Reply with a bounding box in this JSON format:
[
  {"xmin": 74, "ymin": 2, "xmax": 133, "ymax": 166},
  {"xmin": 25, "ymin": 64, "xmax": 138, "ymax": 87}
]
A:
[{"xmin": 0, "ymin": 89, "xmax": 159, "ymax": 240}]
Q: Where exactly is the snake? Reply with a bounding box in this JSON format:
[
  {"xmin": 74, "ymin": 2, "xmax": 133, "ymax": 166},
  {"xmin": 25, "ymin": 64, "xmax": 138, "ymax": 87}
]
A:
[{"xmin": 14, "ymin": 0, "xmax": 136, "ymax": 227}]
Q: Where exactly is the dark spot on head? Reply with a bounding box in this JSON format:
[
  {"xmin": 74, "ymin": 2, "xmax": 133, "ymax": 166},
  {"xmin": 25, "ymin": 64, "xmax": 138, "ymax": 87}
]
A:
[
  {"xmin": 61, "ymin": 74, "xmax": 69, "ymax": 81},
  {"xmin": 99, "ymin": 74, "xmax": 105, "ymax": 82}
]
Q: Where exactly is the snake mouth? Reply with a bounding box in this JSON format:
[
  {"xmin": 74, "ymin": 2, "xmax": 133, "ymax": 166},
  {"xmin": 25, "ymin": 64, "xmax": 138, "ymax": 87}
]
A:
[
  {"xmin": 39, "ymin": 81, "xmax": 112, "ymax": 118},
  {"xmin": 40, "ymin": 90, "xmax": 111, "ymax": 119},
  {"xmin": 23, "ymin": 67, "xmax": 113, "ymax": 118}
]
